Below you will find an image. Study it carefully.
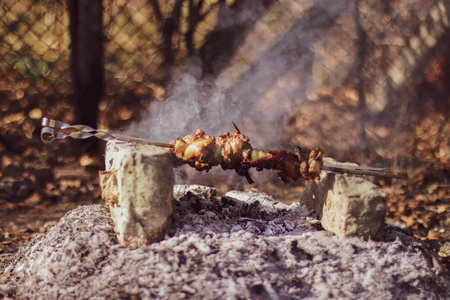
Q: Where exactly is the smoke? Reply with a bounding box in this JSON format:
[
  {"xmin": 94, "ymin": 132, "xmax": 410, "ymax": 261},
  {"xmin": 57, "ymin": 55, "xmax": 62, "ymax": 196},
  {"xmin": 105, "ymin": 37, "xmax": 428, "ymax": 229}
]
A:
[
  {"xmin": 125, "ymin": 0, "xmax": 350, "ymax": 187},
  {"xmin": 124, "ymin": 60, "xmax": 295, "ymax": 188},
  {"xmin": 127, "ymin": 72, "xmax": 240, "ymax": 144},
  {"xmin": 126, "ymin": 70, "xmax": 293, "ymax": 149}
]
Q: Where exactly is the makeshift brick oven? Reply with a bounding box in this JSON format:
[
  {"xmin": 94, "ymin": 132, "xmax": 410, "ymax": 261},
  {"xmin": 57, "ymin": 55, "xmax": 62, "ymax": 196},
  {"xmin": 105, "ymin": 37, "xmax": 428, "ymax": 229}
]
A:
[{"xmin": 99, "ymin": 140, "xmax": 388, "ymax": 248}]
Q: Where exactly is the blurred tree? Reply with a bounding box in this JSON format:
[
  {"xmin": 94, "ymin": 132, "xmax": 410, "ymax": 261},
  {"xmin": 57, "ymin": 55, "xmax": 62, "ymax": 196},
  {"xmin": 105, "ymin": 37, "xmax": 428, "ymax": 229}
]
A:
[
  {"xmin": 224, "ymin": 0, "xmax": 350, "ymax": 107},
  {"xmin": 64, "ymin": 0, "xmax": 294, "ymax": 127},
  {"xmin": 69, "ymin": 0, "xmax": 103, "ymax": 128},
  {"xmin": 354, "ymin": 0, "xmax": 369, "ymax": 152},
  {"xmin": 148, "ymin": 0, "xmax": 276, "ymax": 83},
  {"xmin": 155, "ymin": 0, "xmax": 184, "ymax": 84},
  {"xmin": 198, "ymin": 0, "xmax": 276, "ymax": 77}
]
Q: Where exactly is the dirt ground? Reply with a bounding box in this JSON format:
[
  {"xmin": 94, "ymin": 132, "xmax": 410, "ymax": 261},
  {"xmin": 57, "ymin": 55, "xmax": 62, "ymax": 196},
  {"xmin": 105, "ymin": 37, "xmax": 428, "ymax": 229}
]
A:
[{"xmin": 0, "ymin": 92, "xmax": 449, "ymax": 274}]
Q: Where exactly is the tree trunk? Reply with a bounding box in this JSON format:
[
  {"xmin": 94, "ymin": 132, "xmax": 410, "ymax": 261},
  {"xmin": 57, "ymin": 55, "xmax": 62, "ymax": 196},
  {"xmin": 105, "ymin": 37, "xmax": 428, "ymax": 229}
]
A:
[
  {"xmin": 161, "ymin": 0, "xmax": 184, "ymax": 84},
  {"xmin": 199, "ymin": 0, "xmax": 276, "ymax": 77},
  {"xmin": 68, "ymin": 0, "xmax": 103, "ymax": 128},
  {"xmin": 354, "ymin": 0, "xmax": 369, "ymax": 152}
]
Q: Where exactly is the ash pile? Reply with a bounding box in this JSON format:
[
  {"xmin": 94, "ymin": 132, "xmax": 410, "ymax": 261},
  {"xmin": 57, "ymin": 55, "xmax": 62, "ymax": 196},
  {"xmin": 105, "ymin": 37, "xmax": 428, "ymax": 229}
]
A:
[{"xmin": 1, "ymin": 185, "xmax": 448, "ymax": 299}]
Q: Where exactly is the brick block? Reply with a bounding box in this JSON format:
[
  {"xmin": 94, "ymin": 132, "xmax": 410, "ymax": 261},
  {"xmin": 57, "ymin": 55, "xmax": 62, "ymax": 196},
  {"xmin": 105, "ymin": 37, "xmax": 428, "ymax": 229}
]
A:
[
  {"xmin": 99, "ymin": 141, "xmax": 174, "ymax": 247},
  {"xmin": 301, "ymin": 158, "xmax": 386, "ymax": 239}
]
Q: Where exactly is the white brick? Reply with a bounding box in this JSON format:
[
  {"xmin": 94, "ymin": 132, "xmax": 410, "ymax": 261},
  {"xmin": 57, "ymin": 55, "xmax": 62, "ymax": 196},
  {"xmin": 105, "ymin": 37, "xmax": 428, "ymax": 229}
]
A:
[
  {"xmin": 100, "ymin": 141, "xmax": 174, "ymax": 247},
  {"xmin": 301, "ymin": 158, "xmax": 386, "ymax": 239}
]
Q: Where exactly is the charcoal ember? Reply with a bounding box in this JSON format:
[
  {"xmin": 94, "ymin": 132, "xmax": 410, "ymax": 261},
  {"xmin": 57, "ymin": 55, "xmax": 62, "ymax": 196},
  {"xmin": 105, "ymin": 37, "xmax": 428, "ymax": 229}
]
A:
[
  {"xmin": 173, "ymin": 184, "xmax": 217, "ymax": 200},
  {"xmin": 225, "ymin": 190, "xmax": 292, "ymax": 216}
]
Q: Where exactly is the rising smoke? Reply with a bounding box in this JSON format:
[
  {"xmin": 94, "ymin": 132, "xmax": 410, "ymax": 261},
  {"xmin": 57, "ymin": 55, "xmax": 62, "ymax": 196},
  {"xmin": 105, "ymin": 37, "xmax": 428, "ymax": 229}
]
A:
[
  {"xmin": 126, "ymin": 0, "xmax": 350, "ymax": 187},
  {"xmin": 125, "ymin": 65, "xmax": 293, "ymax": 187},
  {"xmin": 127, "ymin": 0, "xmax": 349, "ymax": 146},
  {"xmin": 126, "ymin": 69, "xmax": 293, "ymax": 149}
]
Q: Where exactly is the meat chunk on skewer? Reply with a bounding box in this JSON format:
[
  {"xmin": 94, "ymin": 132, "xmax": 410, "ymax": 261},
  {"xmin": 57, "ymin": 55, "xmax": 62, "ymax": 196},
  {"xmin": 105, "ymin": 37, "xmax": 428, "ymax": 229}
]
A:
[{"xmin": 169, "ymin": 126, "xmax": 323, "ymax": 184}]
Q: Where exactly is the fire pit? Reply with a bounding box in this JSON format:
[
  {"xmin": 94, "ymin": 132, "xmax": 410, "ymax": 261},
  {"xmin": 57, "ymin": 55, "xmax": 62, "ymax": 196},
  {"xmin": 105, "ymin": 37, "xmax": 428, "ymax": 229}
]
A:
[
  {"xmin": 2, "ymin": 120, "xmax": 445, "ymax": 298},
  {"xmin": 2, "ymin": 187, "xmax": 447, "ymax": 299},
  {"xmin": 41, "ymin": 117, "xmax": 402, "ymax": 246}
]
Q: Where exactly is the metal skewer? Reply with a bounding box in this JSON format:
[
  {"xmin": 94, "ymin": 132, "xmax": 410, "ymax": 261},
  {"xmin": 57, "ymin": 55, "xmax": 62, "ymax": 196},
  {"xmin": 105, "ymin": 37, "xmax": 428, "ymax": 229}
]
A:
[
  {"xmin": 41, "ymin": 117, "xmax": 174, "ymax": 148},
  {"xmin": 322, "ymin": 164, "xmax": 403, "ymax": 179},
  {"xmin": 41, "ymin": 117, "xmax": 403, "ymax": 179}
]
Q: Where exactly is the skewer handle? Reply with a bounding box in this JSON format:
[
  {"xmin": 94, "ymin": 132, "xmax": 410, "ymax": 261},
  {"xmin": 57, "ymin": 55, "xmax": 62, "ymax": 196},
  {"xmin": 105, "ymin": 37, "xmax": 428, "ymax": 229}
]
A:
[{"xmin": 41, "ymin": 117, "xmax": 174, "ymax": 148}]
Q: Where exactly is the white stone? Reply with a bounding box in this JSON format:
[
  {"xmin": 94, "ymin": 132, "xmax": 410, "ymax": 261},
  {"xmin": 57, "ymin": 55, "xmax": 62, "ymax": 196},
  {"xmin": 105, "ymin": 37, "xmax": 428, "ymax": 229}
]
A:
[
  {"xmin": 301, "ymin": 158, "xmax": 386, "ymax": 239},
  {"xmin": 173, "ymin": 184, "xmax": 217, "ymax": 200},
  {"xmin": 225, "ymin": 189, "xmax": 296, "ymax": 213},
  {"xmin": 100, "ymin": 140, "xmax": 174, "ymax": 247}
]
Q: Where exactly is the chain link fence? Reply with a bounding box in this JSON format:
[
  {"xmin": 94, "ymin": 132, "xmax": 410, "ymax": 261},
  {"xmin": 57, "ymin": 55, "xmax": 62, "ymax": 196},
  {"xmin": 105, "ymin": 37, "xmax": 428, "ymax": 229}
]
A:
[
  {"xmin": 282, "ymin": 0, "xmax": 450, "ymax": 157},
  {"xmin": 0, "ymin": 0, "xmax": 71, "ymax": 101},
  {"xmin": 0, "ymin": 0, "xmax": 218, "ymax": 103},
  {"xmin": 286, "ymin": 0, "xmax": 450, "ymax": 161},
  {"xmin": 103, "ymin": 0, "xmax": 165, "ymax": 99},
  {"xmin": 1, "ymin": 0, "xmax": 448, "ymax": 146}
]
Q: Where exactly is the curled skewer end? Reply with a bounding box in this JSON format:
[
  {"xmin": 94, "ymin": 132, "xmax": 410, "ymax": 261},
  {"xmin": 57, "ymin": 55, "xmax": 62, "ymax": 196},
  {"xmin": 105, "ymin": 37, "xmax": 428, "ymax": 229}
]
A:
[
  {"xmin": 41, "ymin": 127, "xmax": 56, "ymax": 143},
  {"xmin": 41, "ymin": 117, "xmax": 56, "ymax": 142}
]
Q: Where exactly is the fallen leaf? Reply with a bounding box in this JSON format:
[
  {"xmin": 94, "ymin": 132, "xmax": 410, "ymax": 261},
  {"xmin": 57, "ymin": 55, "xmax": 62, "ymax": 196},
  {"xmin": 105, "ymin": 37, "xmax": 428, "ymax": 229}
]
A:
[
  {"xmin": 427, "ymin": 229, "xmax": 440, "ymax": 240},
  {"xmin": 25, "ymin": 193, "xmax": 42, "ymax": 206}
]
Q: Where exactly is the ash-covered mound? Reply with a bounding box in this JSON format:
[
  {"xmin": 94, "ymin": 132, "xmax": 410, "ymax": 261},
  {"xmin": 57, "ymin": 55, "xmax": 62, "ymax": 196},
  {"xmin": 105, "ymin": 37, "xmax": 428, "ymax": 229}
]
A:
[{"xmin": 0, "ymin": 187, "xmax": 448, "ymax": 299}]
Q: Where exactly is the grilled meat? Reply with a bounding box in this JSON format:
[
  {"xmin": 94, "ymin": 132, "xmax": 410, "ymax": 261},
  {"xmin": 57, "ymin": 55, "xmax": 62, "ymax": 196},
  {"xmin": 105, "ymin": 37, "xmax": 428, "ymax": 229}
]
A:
[{"xmin": 169, "ymin": 126, "xmax": 323, "ymax": 184}]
